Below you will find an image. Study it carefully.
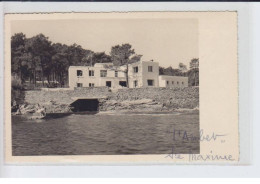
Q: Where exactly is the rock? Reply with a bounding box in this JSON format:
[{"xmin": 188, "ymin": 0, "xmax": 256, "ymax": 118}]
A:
[
  {"xmin": 14, "ymin": 103, "xmax": 46, "ymax": 119},
  {"xmin": 30, "ymin": 109, "xmax": 46, "ymax": 119},
  {"xmin": 194, "ymin": 105, "xmax": 199, "ymax": 110},
  {"xmin": 14, "ymin": 108, "xmax": 22, "ymax": 115},
  {"xmin": 100, "ymin": 99, "xmax": 162, "ymax": 112},
  {"xmin": 105, "ymin": 100, "xmax": 118, "ymax": 106},
  {"xmin": 11, "ymin": 104, "xmax": 19, "ymax": 113},
  {"xmin": 120, "ymin": 99, "xmax": 153, "ymax": 106},
  {"xmin": 42, "ymin": 100, "xmax": 55, "ymax": 106}
]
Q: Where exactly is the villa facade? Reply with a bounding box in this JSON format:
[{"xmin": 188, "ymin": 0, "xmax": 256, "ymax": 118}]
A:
[{"xmin": 68, "ymin": 61, "xmax": 188, "ymax": 89}]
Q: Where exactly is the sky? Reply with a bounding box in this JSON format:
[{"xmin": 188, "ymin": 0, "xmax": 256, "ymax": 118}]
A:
[{"xmin": 11, "ymin": 18, "xmax": 198, "ymax": 68}]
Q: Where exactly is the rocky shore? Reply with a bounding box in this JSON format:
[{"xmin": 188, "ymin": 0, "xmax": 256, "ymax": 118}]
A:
[
  {"xmin": 12, "ymin": 103, "xmax": 46, "ymax": 119},
  {"xmin": 12, "ymin": 101, "xmax": 73, "ymax": 119},
  {"xmin": 12, "ymin": 87, "xmax": 199, "ymax": 119}
]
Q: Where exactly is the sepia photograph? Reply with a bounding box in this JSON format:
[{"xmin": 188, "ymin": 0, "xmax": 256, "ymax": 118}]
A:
[{"xmin": 9, "ymin": 15, "xmax": 200, "ymax": 156}]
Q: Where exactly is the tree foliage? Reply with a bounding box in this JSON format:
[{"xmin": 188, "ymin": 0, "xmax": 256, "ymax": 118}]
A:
[
  {"xmin": 178, "ymin": 62, "xmax": 187, "ymax": 72},
  {"xmin": 11, "ymin": 32, "xmax": 198, "ymax": 88},
  {"xmin": 110, "ymin": 43, "xmax": 142, "ymax": 87},
  {"xmin": 160, "ymin": 58, "xmax": 199, "ymax": 86},
  {"xmin": 190, "ymin": 58, "xmax": 199, "ymax": 69},
  {"xmin": 11, "ymin": 33, "xmax": 112, "ymax": 88},
  {"xmin": 11, "ymin": 33, "xmax": 27, "ymax": 82}
]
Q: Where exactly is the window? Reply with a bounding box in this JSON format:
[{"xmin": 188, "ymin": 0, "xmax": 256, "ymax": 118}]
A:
[
  {"xmin": 119, "ymin": 81, "xmax": 127, "ymax": 87},
  {"xmin": 172, "ymin": 81, "xmax": 174, "ymax": 84},
  {"xmin": 134, "ymin": 80, "xmax": 138, "ymax": 87},
  {"xmin": 115, "ymin": 71, "xmax": 118, "ymax": 77},
  {"xmin": 177, "ymin": 81, "xmax": 179, "ymax": 85},
  {"xmin": 89, "ymin": 70, "xmax": 94, "ymax": 76},
  {"xmin": 77, "ymin": 70, "xmax": 83, "ymax": 77},
  {"xmin": 182, "ymin": 82, "xmax": 184, "ymax": 85},
  {"xmin": 148, "ymin": 66, "xmax": 153, "ymax": 72},
  {"xmin": 100, "ymin": 70, "xmax": 107, "ymax": 77},
  {"xmin": 106, "ymin": 81, "xmax": 112, "ymax": 87},
  {"xmin": 167, "ymin": 81, "xmax": 169, "ymax": 85},
  {"xmin": 133, "ymin": 66, "xmax": 138, "ymax": 73},
  {"xmin": 147, "ymin": 80, "xmax": 154, "ymax": 86},
  {"xmin": 89, "ymin": 83, "xmax": 94, "ymax": 87},
  {"xmin": 77, "ymin": 83, "xmax": 83, "ymax": 87}
]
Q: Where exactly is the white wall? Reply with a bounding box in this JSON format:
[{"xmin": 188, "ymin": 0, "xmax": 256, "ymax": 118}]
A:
[
  {"xmin": 159, "ymin": 75, "xmax": 188, "ymax": 87},
  {"xmin": 128, "ymin": 62, "xmax": 143, "ymax": 88},
  {"xmin": 69, "ymin": 61, "xmax": 164, "ymax": 89},
  {"xmin": 141, "ymin": 61, "xmax": 159, "ymax": 87},
  {"xmin": 128, "ymin": 61, "xmax": 159, "ymax": 88},
  {"xmin": 69, "ymin": 66, "xmax": 126, "ymax": 88}
]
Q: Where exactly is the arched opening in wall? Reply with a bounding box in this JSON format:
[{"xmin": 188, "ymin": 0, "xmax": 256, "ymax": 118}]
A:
[{"xmin": 70, "ymin": 99, "xmax": 99, "ymax": 112}]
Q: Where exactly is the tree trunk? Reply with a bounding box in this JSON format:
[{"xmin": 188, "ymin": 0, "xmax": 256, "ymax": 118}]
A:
[
  {"xmin": 58, "ymin": 74, "xmax": 61, "ymax": 87},
  {"xmin": 61, "ymin": 72, "xmax": 63, "ymax": 87},
  {"xmin": 60, "ymin": 73, "xmax": 62, "ymax": 87},
  {"xmin": 41, "ymin": 70, "xmax": 44, "ymax": 87},
  {"xmin": 19, "ymin": 59, "xmax": 23, "ymax": 84},
  {"xmin": 33, "ymin": 69, "xmax": 36, "ymax": 87},
  {"xmin": 47, "ymin": 75, "xmax": 50, "ymax": 85},
  {"xmin": 29, "ymin": 71, "xmax": 33, "ymax": 84},
  {"xmin": 55, "ymin": 72, "xmax": 56, "ymax": 85},
  {"xmin": 194, "ymin": 70, "xmax": 196, "ymax": 86},
  {"xmin": 126, "ymin": 64, "xmax": 129, "ymax": 88}
]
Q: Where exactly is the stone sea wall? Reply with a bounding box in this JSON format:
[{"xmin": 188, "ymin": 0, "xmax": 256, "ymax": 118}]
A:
[
  {"xmin": 24, "ymin": 87, "xmax": 111, "ymax": 105},
  {"xmin": 110, "ymin": 87, "xmax": 199, "ymax": 109},
  {"xmin": 20, "ymin": 87, "xmax": 199, "ymax": 114}
]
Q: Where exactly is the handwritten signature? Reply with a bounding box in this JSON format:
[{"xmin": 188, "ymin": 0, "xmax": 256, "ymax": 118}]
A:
[
  {"xmin": 164, "ymin": 128, "xmax": 233, "ymax": 161},
  {"xmin": 165, "ymin": 146, "xmax": 234, "ymax": 161},
  {"xmin": 166, "ymin": 128, "xmax": 227, "ymax": 142}
]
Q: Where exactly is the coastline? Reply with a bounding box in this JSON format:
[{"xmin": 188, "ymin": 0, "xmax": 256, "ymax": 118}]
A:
[{"xmin": 11, "ymin": 87, "xmax": 199, "ymax": 119}]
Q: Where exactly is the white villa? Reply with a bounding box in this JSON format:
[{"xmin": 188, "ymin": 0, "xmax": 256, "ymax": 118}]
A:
[{"xmin": 68, "ymin": 61, "xmax": 188, "ymax": 89}]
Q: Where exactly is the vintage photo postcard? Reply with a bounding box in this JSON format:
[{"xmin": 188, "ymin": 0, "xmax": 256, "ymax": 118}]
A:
[{"xmin": 4, "ymin": 12, "xmax": 238, "ymax": 164}]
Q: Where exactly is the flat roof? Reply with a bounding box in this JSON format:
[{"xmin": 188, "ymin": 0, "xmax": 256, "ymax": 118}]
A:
[
  {"xmin": 69, "ymin": 60, "xmax": 159, "ymax": 68},
  {"xmin": 159, "ymin": 75, "xmax": 188, "ymax": 79}
]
